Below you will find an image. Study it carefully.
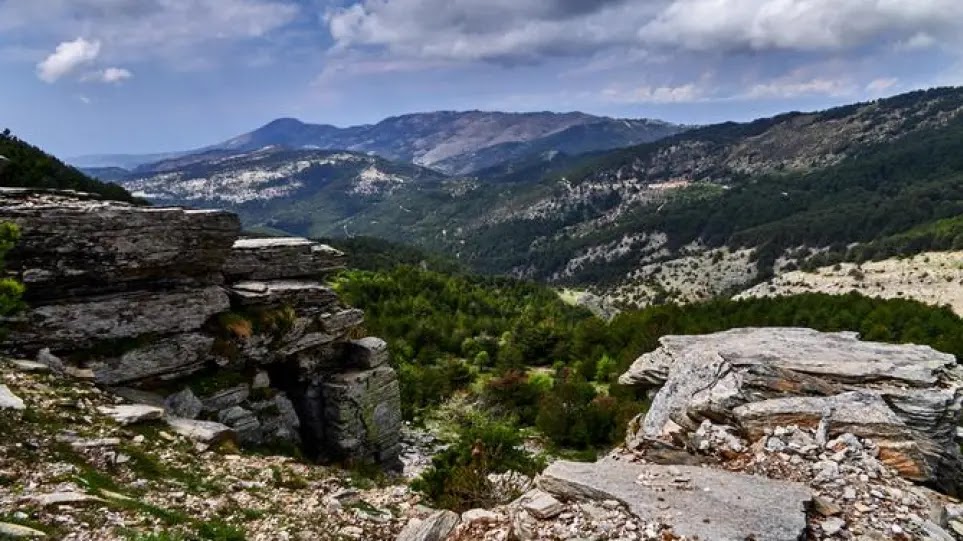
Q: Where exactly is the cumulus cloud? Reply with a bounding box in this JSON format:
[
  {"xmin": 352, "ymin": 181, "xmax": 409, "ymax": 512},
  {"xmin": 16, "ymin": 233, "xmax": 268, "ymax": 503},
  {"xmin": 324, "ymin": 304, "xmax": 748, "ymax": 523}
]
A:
[
  {"xmin": 8, "ymin": 0, "xmax": 300, "ymax": 67},
  {"xmin": 639, "ymin": 0, "xmax": 963, "ymax": 52},
  {"xmin": 325, "ymin": 0, "xmax": 653, "ymax": 62},
  {"xmin": 36, "ymin": 38, "xmax": 101, "ymax": 82}
]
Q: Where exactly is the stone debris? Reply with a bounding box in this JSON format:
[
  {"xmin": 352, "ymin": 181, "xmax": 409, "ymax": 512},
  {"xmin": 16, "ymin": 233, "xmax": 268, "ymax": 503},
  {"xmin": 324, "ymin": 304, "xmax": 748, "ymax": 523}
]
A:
[
  {"xmin": 97, "ymin": 404, "xmax": 165, "ymax": 425},
  {"xmin": 0, "ymin": 384, "xmax": 25, "ymax": 410},
  {"xmin": 22, "ymin": 492, "xmax": 104, "ymax": 507},
  {"xmin": 6, "ymin": 359, "xmax": 50, "ymax": 373},
  {"xmin": 163, "ymin": 388, "xmax": 203, "ymax": 419},
  {"xmin": 518, "ymin": 489, "xmax": 565, "ymax": 520}
]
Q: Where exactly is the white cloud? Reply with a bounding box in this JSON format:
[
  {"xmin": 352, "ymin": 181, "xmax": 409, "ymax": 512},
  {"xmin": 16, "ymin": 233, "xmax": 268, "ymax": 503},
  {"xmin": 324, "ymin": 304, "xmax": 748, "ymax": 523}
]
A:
[
  {"xmin": 36, "ymin": 38, "xmax": 101, "ymax": 82},
  {"xmin": 745, "ymin": 78, "xmax": 854, "ymax": 99},
  {"xmin": 100, "ymin": 67, "xmax": 133, "ymax": 83},
  {"xmin": 866, "ymin": 77, "xmax": 899, "ymax": 94},
  {"xmin": 603, "ymin": 83, "xmax": 706, "ymax": 104},
  {"xmin": 640, "ymin": 0, "xmax": 963, "ymax": 52}
]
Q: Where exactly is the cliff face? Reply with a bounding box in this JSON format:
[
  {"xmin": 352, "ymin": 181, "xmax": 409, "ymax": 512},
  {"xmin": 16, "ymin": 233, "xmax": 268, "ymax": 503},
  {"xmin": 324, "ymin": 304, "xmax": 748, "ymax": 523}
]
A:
[{"xmin": 0, "ymin": 188, "xmax": 401, "ymax": 466}]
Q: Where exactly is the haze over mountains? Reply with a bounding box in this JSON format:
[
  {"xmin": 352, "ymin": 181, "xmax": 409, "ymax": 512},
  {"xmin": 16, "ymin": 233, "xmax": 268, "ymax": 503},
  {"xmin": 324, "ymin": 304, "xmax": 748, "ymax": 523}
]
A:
[{"xmin": 72, "ymin": 111, "xmax": 684, "ymax": 175}]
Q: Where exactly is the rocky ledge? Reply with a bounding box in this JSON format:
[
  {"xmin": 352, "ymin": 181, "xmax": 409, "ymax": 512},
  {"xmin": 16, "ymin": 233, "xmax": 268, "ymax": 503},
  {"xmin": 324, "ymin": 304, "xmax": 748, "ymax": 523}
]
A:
[
  {"xmin": 0, "ymin": 189, "xmax": 401, "ymax": 466},
  {"xmin": 619, "ymin": 327, "xmax": 963, "ymax": 495}
]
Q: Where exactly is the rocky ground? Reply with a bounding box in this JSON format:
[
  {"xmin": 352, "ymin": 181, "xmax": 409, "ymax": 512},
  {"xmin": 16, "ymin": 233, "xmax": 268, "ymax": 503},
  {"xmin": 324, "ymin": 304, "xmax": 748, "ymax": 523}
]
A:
[{"xmin": 737, "ymin": 251, "xmax": 963, "ymax": 316}]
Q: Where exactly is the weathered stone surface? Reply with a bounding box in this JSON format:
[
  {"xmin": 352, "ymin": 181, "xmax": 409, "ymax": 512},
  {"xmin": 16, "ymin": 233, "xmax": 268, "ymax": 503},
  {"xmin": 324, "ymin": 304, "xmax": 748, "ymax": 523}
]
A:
[
  {"xmin": 0, "ymin": 384, "xmax": 25, "ymax": 410},
  {"xmin": 396, "ymin": 510, "xmax": 460, "ymax": 541},
  {"xmin": 323, "ymin": 365, "xmax": 403, "ymax": 465},
  {"xmin": 166, "ymin": 418, "xmax": 235, "ymax": 444},
  {"xmin": 8, "ymin": 288, "xmax": 228, "ymax": 351},
  {"xmin": 110, "ymin": 388, "xmax": 165, "ymax": 408},
  {"xmin": 460, "ymin": 508, "xmax": 499, "ymax": 524},
  {"xmin": 201, "ymin": 385, "xmax": 250, "ymax": 412},
  {"xmin": 320, "ymin": 309, "xmax": 365, "ymax": 336},
  {"xmin": 538, "ymin": 459, "xmax": 811, "ymax": 541},
  {"xmin": 620, "ymin": 327, "xmax": 963, "ymax": 493},
  {"xmin": 98, "ymin": 404, "xmax": 165, "ymax": 425},
  {"xmin": 218, "ymin": 406, "xmax": 261, "ymax": 444},
  {"xmin": 517, "ymin": 489, "xmax": 565, "ymax": 519},
  {"xmin": 250, "ymin": 394, "xmax": 301, "ymax": 444},
  {"xmin": 87, "ymin": 333, "xmax": 214, "ymax": 386},
  {"xmin": 228, "ymin": 280, "xmax": 339, "ymax": 310},
  {"xmin": 0, "ymin": 521, "xmax": 46, "ymax": 538},
  {"xmin": 6, "ymin": 359, "xmax": 50, "ymax": 373},
  {"xmin": 0, "ymin": 190, "xmax": 239, "ymax": 300},
  {"xmin": 223, "ymin": 237, "xmax": 344, "ymax": 281},
  {"xmin": 349, "ymin": 337, "xmax": 388, "ymax": 369},
  {"xmin": 164, "ymin": 388, "xmax": 203, "ymax": 419},
  {"xmin": 23, "ymin": 491, "xmax": 105, "ymax": 507}
]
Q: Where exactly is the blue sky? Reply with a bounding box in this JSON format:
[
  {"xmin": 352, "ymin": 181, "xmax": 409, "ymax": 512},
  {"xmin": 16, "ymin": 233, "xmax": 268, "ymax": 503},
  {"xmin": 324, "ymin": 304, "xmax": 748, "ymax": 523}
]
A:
[{"xmin": 1, "ymin": 0, "xmax": 962, "ymax": 158}]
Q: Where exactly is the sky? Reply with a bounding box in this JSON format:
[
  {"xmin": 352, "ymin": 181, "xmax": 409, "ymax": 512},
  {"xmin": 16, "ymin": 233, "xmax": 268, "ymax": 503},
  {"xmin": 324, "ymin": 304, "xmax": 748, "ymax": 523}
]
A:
[{"xmin": 2, "ymin": 0, "xmax": 963, "ymax": 158}]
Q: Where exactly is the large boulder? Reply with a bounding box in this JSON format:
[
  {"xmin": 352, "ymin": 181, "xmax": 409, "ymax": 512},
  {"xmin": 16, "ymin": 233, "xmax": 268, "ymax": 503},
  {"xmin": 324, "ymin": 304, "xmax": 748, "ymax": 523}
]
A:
[
  {"xmin": 538, "ymin": 459, "xmax": 811, "ymax": 541},
  {"xmin": 0, "ymin": 189, "xmax": 239, "ymax": 300},
  {"xmin": 322, "ymin": 365, "xmax": 403, "ymax": 465},
  {"xmin": 619, "ymin": 327, "xmax": 963, "ymax": 494}
]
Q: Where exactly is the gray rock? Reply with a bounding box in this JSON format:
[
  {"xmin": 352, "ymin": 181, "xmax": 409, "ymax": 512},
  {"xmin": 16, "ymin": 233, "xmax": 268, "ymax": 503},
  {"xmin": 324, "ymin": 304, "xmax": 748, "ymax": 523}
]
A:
[
  {"xmin": 252, "ymin": 371, "xmax": 270, "ymax": 389},
  {"xmin": 88, "ymin": 333, "xmax": 214, "ymax": 386},
  {"xmin": 36, "ymin": 348, "xmax": 64, "ymax": 373},
  {"xmin": 0, "ymin": 522, "xmax": 46, "ymax": 538},
  {"xmin": 251, "ymin": 394, "xmax": 301, "ymax": 444},
  {"xmin": 8, "ymin": 359, "xmax": 50, "ymax": 373},
  {"xmin": 460, "ymin": 508, "xmax": 499, "ymax": 524},
  {"xmin": 98, "ymin": 404, "xmax": 165, "ymax": 425},
  {"xmin": 228, "ymin": 280, "xmax": 339, "ymax": 311},
  {"xmin": 620, "ymin": 327, "xmax": 963, "ymax": 493},
  {"xmin": 0, "ymin": 384, "xmax": 25, "ymax": 410},
  {"xmin": 164, "ymin": 388, "xmax": 203, "ymax": 420},
  {"xmin": 919, "ymin": 520, "xmax": 956, "ymax": 541},
  {"xmin": 396, "ymin": 509, "xmax": 460, "ymax": 541},
  {"xmin": 109, "ymin": 388, "xmax": 165, "ymax": 408},
  {"xmin": 223, "ymin": 237, "xmax": 344, "ymax": 281},
  {"xmin": 320, "ymin": 309, "xmax": 365, "ymax": 336},
  {"xmin": 0, "ymin": 191, "xmax": 239, "ymax": 301},
  {"xmin": 9, "ymin": 287, "xmax": 228, "ymax": 351},
  {"xmin": 200, "ymin": 384, "xmax": 250, "ymax": 413},
  {"xmin": 166, "ymin": 417, "xmax": 235, "ymax": 445},
  {"xmin": 538, "ymin": 459, "xmax": 811, "ymax": 541},
  {"xmin": 322, "ymin": 365, "xmax": 402, "ymax": 465},
  {"xmin": 821, "ymin": 517, "xmax": 846, "ymax": 536},
  {"xmin": 24, "ymin": 492, "xmax": 104, "ymax": 507},
  {"xmin": 217, "ymin": 406, "xmax": 261, "ymax": 444},
  {"xmin": 349, "ymin": 337, "xmax": 388, "ymax": 368},
  {"xmin": 518, "ymin": 489, "xmax": 565, "ymax": 519}
]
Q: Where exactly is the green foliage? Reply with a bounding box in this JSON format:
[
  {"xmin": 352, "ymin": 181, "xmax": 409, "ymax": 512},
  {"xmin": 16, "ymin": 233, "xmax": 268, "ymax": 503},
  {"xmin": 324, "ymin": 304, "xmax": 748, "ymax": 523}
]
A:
[
  {"xmin": 0, "ymin": 222, "xmax": 24, "ymax": 324},
  {"xmin": 411, "ymin": 413, "xmax": 545, "ymax": 511},
  {"xmin": 0, "ymin": 129, "xmax": 144, "ymax": 203},
  {"xmin": 337, "ymin": 261, "xmax": 963, "ymax": 453}
]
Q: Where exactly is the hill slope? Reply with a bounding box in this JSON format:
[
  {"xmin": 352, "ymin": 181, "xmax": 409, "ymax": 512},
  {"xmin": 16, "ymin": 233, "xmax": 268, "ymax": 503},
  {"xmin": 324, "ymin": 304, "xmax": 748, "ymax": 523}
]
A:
[{"xmin": 0, "ymin": 130, "xmax": 142, "ymax": 203}]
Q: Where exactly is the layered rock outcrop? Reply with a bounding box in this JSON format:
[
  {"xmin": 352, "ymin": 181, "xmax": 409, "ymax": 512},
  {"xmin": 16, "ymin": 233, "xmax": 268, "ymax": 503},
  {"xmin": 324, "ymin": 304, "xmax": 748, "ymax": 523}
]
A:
[
  {"xmin": 618, "ymin": 327, "xmax": 963, "ymax": 494},
  {"xmin": 0, "ymin": 188, "xmax": 401, "ymax": 466}
]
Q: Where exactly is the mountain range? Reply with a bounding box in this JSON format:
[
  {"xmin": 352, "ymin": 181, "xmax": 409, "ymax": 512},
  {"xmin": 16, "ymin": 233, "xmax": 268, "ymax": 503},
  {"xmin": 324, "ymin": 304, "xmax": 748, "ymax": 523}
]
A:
[
  {"xmin": 45, "ymin": 88, "xmax": 963, "ymax": 307},
  {"xmin": 72, "ymin": 111, "xmax": 684, "ymax": 175}
]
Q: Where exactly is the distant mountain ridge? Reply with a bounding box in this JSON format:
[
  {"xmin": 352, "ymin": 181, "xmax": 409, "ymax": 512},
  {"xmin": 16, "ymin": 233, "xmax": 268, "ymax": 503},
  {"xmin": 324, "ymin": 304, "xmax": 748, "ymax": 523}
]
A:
[{"xmin": 71, "ymin": 110, "xmax": 685, "ymax": 175}]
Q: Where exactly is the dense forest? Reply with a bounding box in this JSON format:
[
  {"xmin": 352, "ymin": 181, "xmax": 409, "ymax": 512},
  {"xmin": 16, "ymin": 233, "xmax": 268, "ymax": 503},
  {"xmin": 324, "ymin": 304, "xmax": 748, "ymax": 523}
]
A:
[
  {"xmin": 333, "ymin": 258, "xmax": 963, "ymax": 508},
  {"xmin": 0, "ymin": 129, "xmax": 143, "ymax": 203}
]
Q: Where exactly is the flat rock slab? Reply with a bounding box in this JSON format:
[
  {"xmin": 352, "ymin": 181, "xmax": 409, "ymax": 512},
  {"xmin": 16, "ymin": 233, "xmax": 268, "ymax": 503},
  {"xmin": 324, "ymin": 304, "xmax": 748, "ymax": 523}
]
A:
[
  {"xmin": 395, "ymin": 510, "xmax": 460, "ymax": 541},
  {"xmin": 166, "ymin": 417, "xmax": 235, "ymax": 445},
  {"xmin": 6, "ymin": 359, "xmax": 50, "ymax": 373},
  {"xmin": 23, "ymin": 491, "xmax": 104, "ymax": 507},
  {"xmin": 98, "ymin": 404, "xmax": 165, "ymax": 425},
  {"xmin": 0, "ymin": 384, "xmax": 25, "ymax": 410},
  {"xmin": 0, "ymin": 522, "xmax": 46, "ymax": 538},
  {"xmin": 538, "ymin": 459, "xmax": 811, "ymax": 541}
]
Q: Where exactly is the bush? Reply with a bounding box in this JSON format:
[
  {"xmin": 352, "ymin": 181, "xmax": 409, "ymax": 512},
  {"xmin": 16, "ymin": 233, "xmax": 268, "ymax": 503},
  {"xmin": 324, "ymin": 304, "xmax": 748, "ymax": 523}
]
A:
[{"xmin": 411, "ymin": 413, "xmax": 544, "ymax": 511}]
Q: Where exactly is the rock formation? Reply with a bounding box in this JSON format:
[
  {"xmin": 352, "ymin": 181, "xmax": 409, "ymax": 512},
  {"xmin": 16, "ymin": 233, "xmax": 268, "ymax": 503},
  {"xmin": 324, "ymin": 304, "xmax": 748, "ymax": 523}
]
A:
[
  {"xmin": 618, "ymin": 327, "xmax": 963, "ymax": 495},
  {"xmin": 0, "ymin": 188, "xmax": 401, "ymax": 466}
]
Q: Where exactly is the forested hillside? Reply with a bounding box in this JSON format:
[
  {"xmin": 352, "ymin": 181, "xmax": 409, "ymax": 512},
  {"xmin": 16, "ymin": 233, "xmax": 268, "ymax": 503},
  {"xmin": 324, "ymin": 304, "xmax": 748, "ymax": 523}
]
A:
[{"xmin": 0, "ymin": 130, "xmax": 143, "ymax": 203}]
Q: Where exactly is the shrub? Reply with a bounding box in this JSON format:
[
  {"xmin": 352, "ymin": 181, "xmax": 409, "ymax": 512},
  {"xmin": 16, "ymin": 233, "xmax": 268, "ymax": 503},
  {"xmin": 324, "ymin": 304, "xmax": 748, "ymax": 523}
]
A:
[{"xmin": 411, "ymin": 413, "xmax": 544, "ymax": 511}]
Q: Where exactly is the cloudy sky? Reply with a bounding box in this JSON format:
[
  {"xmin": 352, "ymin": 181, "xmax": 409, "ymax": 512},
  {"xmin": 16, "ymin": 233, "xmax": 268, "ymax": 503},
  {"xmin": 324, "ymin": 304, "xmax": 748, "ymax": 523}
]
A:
[{"xmin": 2, "ymin": 0, "xmax": 962, "ymax": 157}]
